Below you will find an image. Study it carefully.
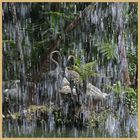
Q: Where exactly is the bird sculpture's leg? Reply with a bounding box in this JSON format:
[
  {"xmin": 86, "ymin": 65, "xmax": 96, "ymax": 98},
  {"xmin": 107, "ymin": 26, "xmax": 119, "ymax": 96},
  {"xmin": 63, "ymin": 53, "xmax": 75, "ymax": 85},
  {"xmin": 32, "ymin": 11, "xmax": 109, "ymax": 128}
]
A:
[
  {"xmin": 69, "ymin": 80, "xmax": 74, "ymax": 100},
  {"xmin": 83, "ymin": 80, "xmax": 87, "ymax": 94},
  {"xmin": 76, "ymin": 85, "xmax": 80, "ymax": 103}
]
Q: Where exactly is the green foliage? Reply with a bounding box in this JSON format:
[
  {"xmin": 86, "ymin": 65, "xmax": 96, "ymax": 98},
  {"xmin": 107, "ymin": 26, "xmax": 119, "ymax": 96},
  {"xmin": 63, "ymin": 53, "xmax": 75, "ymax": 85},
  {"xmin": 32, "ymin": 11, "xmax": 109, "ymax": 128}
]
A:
[
  {"xmin": 43, "ymin": 11, "xmax": 75, "ymax": 20},
  {"xmin": 128, "ymin": 63, "xmax": 137, "ymax": 82},
  {"xmin": 73, "ymin": 61, "xmax": 99, "ymax": 80},
  {"xmin": 127, "ymin": 46, "xmax": 137, "ymax": 83},
  {"xmin": 10, "ymin": 105, "xmax": 54, "ymax": 121},
  {"xmin": 29, "ymin": 105, "xmax": 48, "ymax": 112},
  {"xmin": 88, "ymin": 109, "xmax": 117, "ymax": 128},
  {"xmin": 3, "ymin": 40, "xmax": 15, "ymax": 47},
  {"xmin": 98, "ymin": 42, "xmax": 118, "ymax": 63},
  {"xmin": 106, "ymin": 80, "xmax": 137, "ymax": 113},
  {"xmin": 107, "ymin": 81, "xmax": 123, "ymax": 94},
  {"xmin": 125, "ymin": 87, "xmax": 137, "ymax": 113}
]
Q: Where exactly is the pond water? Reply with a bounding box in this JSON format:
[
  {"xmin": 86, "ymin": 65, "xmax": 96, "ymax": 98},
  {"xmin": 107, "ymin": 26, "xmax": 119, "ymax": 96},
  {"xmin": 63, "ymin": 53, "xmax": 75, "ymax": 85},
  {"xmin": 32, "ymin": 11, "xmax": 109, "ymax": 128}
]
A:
[{"xmin": 3, "ymin": 111, "xmax": 137, "ymax": 137}]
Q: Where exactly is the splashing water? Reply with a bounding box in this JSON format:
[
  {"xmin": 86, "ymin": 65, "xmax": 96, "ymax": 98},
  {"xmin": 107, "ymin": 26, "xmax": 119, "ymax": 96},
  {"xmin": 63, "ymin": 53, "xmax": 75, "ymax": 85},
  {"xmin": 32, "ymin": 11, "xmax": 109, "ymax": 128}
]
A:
[{"xmin": 2, "ymin": 2, "xmax": 137, "ymax": 138}]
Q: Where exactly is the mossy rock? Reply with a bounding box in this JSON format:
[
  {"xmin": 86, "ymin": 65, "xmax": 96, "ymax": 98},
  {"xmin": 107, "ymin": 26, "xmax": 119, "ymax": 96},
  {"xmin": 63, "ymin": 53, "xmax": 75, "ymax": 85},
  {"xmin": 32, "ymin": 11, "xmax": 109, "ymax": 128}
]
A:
[
  {"xmin": 11, "ymin": 112, "xmax": 20, "ymax": 120},
  {"xmin": 88, "ymin": 109, "xmax": 116, "ymax": 128},
  {"xmin": 28, "ymin": 105, "xmax": 48, "ymax": 113},
  {"xmin": 9, "ymin": 105, "xmax": 54, "ymax": 121}
]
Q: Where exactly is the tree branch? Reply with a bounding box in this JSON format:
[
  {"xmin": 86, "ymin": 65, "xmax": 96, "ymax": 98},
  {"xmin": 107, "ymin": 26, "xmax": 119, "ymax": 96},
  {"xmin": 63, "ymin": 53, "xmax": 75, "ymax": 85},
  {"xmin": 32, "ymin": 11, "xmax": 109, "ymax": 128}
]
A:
[{"xmin": 30, "ymin": 4, "xmax": 93, "ymax": 84}]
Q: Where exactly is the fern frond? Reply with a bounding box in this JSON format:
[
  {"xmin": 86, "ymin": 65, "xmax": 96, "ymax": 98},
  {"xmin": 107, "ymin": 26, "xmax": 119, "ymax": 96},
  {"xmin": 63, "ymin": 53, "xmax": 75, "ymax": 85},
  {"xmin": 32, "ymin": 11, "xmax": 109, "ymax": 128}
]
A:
[
  {"xmin": 72, "ymin": 61, "xmax": 98, "ymax": 80},
  {"xmin": 98, "ymin": 43, "xmax": 118, "ymax": 62}
]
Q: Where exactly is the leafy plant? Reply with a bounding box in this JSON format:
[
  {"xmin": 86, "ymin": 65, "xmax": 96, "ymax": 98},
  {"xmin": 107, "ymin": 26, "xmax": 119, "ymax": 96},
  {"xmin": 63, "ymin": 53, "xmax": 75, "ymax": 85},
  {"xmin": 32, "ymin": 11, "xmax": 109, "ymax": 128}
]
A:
[
  {"xmin": 72, "ymin": 61, "xmax": 99, "ymax": 80},
  {"xmin": 42, "ymin": 11, "xmax": 76, "ymax": 21},
  {"xmin": 105, "ymin": 81, "xmax": 123, "ymax": 94},
  {"xmin": 98, "ymin": 42, "xmax": 118, "ymax": 63},
  {"xmin": 127, "ymin": 46, "xmax": 137, "ymax": 85},
  {"xmin": 125, "ymin": 87, "xmax": 137, "ymax": 113},
  {"xmin": 3, "ymin": 40, "xmax": 15, "ymax": 47},
  {"xmin": 106, "ymin": 80, "xmax": 137, "ymax": 113}
]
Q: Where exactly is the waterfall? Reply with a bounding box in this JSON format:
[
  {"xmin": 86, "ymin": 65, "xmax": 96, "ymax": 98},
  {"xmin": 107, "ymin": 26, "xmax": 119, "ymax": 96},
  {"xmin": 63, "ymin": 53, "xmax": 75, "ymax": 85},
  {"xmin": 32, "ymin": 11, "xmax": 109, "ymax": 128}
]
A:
[{"xmin": 2, "ymin": 2, "xmax": 137, "ymax": 138}]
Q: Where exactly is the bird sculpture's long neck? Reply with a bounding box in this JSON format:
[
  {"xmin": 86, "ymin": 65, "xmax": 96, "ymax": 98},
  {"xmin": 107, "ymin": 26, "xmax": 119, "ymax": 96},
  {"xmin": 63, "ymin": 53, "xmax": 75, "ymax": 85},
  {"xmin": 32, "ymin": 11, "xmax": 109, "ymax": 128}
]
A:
[
  {"xmin": 50, "ymin": 51, "xmax": 61, "ymax": 71},
  {"xmin": 51, "ymin": 54, "xmax": 59, "ymax": 70},
  {"xmin": 68, "ymin": 55, "xmax": 75, "ymax": 61}
]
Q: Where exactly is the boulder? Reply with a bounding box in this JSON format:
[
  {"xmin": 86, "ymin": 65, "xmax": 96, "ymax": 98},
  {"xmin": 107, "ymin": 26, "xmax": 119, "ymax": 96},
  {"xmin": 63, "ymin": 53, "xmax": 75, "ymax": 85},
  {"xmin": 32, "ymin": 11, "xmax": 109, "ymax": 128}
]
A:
[
  {"xmin": 86, "ymin": 83, "xmax": 108, "ymax": 100},
  {"xmin": 62, "ymin": 77, "xmax": 70, "ymax": 87},
  {"xmin": 59, "ymin": 85, "xmax": 77, "ymax": 96}
]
